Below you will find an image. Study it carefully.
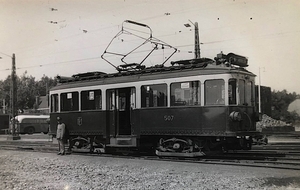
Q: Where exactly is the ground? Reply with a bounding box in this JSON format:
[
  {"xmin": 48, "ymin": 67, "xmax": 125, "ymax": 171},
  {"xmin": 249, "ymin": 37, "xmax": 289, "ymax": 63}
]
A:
[{"xmin": 1, "ymin": 150, "xmax": 300, "ymax": 190}]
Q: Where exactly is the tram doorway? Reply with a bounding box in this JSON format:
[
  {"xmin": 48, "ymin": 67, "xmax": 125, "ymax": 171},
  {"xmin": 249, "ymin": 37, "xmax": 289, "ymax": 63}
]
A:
[{"xmin": 107, "ymin": 87, "xmax": 135, "ymax": 136}]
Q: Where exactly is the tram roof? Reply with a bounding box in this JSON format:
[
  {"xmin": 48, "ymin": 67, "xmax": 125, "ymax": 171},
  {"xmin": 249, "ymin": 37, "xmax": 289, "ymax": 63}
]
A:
[{"xmin": 53, "ymin": 57, "xmax": 255, "ymax": 90}]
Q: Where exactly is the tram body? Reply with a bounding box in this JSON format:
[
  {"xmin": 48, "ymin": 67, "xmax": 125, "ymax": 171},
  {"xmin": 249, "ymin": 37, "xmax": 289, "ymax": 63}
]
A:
[{"xmin": 49, "ymin": 55, "xmax": 259, "ymax": 156}]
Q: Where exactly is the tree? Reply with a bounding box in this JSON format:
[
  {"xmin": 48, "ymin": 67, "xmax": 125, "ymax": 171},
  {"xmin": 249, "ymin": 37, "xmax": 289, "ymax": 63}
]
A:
[
  {"xmin": 271, "ymin": 89, "xmax": 299, "ymax": 122},
  {"xmin": 0, "ymin": 72, "xmax": 57, "ymax": 114},
  {"xmin": 36, "ymin": 75, "xmax": 57, "ymax": 96},
  {"xmin": 17, "ymin": 73, "xmax": 38, "ymax": 112},
  {"xmin": 33, "ymin": 75, "xmax": 57, "ymax": 110},
  {"xmin": 0, "ymin": 76, "xmax": 12, "ymax": 113}
]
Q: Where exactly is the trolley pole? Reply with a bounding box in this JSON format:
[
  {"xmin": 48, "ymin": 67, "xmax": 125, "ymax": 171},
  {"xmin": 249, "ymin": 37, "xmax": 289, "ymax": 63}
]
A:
[{"xmin": 7, "ymin": 53, "xmax": 20, "ymax": 140}]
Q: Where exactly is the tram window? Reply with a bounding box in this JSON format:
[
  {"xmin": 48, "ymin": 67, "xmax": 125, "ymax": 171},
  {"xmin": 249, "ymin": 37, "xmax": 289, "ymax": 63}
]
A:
[
  {"xmin": 119, "ymin": 93, "xmax": 126, "ymax": 111},
  {"xmin": 171, "ymin": 81, "xmax": 200, "ymax": 106},
  {"xmin": 229, "ymin": 79, "xmax": 237, "ymax": 105},
  {"xmin": 239, "ymin": 80, "xmax": 245, "ymax": 105},
  {"xmin": 61, "ymin": 92, "xmax": 79, "ymax": 111},
  {"xmin": 141, "ymin": 84, "xmax": 167, "ymax": 107},
  {"xmin": 246, "ymin": 81, "xmax": 253, "ymax": 106},
  {"xmin": 205, "ymin": 79, "xmax": 225, "ymax": 105},
  {"xmin": 81, "ymin": 90, "xmax": 102, "ymax": 110},
  {"xmin": 50, "ymin": 94, "xmax": 58, "ymax": 112},
  {"xmin": 107, "ymin": 90, "xmax": 116, "ymax": 110}
]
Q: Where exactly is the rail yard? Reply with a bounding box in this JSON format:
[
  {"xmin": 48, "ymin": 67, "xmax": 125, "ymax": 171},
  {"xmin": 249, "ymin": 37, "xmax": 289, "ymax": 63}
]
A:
[
  {"xmin": 1, "ymin": 14, "xmax": 300, "ymax": 190},
  {"xmin": 0, "ymin": 133, "xmax": 300, "ymax": 189},
  {"xmin": 1, "ymin": 0, "xmax": 300, "ymax": 189}
]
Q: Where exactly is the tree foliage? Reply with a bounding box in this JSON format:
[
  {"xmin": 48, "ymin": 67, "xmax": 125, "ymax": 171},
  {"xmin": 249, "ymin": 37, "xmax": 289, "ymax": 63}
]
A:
[
  {"xmin": 0, "ymin": 72, "xmax": 57, "ymax": 114},
  {"xmin": 0, "ymin": 76, "xmax": 11, "ymax": 112},
  {"xmin": 271, "ymin": 89, "xmax": 300, "ymax": 122}
]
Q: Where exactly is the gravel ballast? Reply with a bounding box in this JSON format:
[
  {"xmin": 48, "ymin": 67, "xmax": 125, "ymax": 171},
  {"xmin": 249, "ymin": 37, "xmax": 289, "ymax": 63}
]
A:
[{"xmin": 0, "ymin": 150, "xmax": 300, "ymax": 190}]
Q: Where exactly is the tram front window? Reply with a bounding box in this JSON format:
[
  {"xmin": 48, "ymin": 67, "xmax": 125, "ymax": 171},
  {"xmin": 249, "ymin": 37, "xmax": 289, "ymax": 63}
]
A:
[
  {"xmin": 239, "ymin": 80, "xmax": 245, "ymax": 105},
  {"xmin": 246, "ymin": 81, "xmax": 253, "ymax": 106},
  {"xmin": 229, "ymin": 79, "xmax": 237, "ymax": 105},
  {"xmin": 205, "ymin": 79, "xmax": 225, "ymax": 105}
]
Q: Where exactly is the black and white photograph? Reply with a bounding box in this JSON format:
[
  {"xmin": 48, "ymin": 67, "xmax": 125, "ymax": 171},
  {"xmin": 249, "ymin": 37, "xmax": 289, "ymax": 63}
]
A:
[{"xmin": 0, "ymin": 0, "xmax": 300, "ymax": 189}]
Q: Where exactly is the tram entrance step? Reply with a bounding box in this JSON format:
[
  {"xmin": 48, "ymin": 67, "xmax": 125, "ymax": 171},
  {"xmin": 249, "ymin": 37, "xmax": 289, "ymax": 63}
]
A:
[{"xmin": 107, "ymin": 136, "xmax": 137, "ymax": 147}]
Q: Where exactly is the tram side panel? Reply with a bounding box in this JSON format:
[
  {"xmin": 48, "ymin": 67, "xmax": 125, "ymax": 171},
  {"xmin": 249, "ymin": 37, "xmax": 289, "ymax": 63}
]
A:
[
  {"xmin": 133, "ymin": 106, "xmax": 229, "ymax": 136},
  {"xmin": 227, "ymin": 106, "xmax": 257, "ymax": 134},
  {"xmin": 49, "ymin": 111, "xmax": 107, "ymax": 137},
  {"xmin": 132, "ymin": 106, "xmax": 256, "ymax": 151},
  {"xmin": 201, "ymin": 106, "xmax": 228, "ymax": 135},
  {"xmin": 106, "ymin": 110, "xmax": 116, "ymax": 137}
]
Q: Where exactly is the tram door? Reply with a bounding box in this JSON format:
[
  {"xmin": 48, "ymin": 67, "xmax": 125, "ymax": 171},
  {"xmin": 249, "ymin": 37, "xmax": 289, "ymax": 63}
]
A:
[{"xmin": 107, "ymin": 87, "xmax": 135, "ymax": 136}]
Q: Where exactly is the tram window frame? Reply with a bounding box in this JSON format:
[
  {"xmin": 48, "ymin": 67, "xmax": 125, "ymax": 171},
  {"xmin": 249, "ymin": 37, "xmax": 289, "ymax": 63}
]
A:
[
  {"xmin": 141, "ymin": 84, "xmax": 167, "ymax": 108},
  {"xmin": 118, "ymin": 92, "xmax": 127, "ymax": 111},
  {"xmin": 50, "ymin": 94, "xmax": 59, "ymax": 113},
  {"xmin": 170, "ymin": 81, "xmax": 200, "ymax": 106},
  {"xmin": 239, "ymin": 79, "xmax": 245, "ymax": 105},
  {"xmin": 107, "ymin": 90, "xmax": 116, "ymax": 111},
  {"xmin": 229, "ymin": 79, "xmax": 237, "ymax": 105},
  {"xmin": 81, "ymin": 90, "xmax": 102, "ymax": 111},
  {"xmin": 204, "ymin": 79, "xmax": 225, "ymax": 105},
  {"xmin": 246, "ymin": 81, "xmax": 253, "ymax": 106},
  {"xmin": 60, "ymin": 91, "xmax": 79, "ymax": 112}
]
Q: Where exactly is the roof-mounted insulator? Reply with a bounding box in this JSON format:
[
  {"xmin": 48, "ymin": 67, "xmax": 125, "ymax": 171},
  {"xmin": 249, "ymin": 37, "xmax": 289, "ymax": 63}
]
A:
[
  {"xmin": 226, "ymin": 53, "xmax": 248, "ymax": 67},
  {"xmin": 171, "ymin": 58, "xmax": 212, "ymax": 66},
  {"xmin": 56, "ymin": 75, "xmax": 75, "ymax": 83},
  {"xmin": 117, "ymin": 63, "xmax": 146, "ymax": 72},
  {"xmin": 214, "ymin": 52, "xmax": 248, "ymax": 67}
]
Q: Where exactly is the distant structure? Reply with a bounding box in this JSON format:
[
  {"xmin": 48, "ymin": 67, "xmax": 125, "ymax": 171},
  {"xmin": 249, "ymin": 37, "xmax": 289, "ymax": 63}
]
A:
[
  {"xmin": 36, "ymin": 96, "xmax": 49, "ymax": 114},
  {"xmin": 255, "ymin": 85, "xmax": 272, "ymax": 116},
  {"xmin": 288, "ymin": 99, "xmax": 300, "ymax": 130},
  {"xmin": 0, "ymin": 114, "xmax": 9, "ymax": 134},
  {"xmin": 288, "ymin": 99, "xmax": 300, "ymax": 116},
  {"xmin": 21, "ymin": 96, "xmax": 49, "ymax": 114}
]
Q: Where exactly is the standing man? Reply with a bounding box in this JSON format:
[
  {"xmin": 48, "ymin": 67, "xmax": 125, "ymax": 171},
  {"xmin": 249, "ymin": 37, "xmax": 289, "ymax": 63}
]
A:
[{"xmin": 56, "ymin": 117, "xmax": 66, "ymax": 155}]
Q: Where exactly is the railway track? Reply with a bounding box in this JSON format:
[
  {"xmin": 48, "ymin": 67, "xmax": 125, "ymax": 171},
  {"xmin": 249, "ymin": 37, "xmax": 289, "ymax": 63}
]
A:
[{"xmin": 0, "ymin": 140, "xmax": 300, "ymax": 170}]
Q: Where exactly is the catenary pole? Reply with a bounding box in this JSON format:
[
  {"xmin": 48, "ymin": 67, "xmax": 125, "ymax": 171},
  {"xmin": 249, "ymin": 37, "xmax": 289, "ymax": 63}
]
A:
[
  {"xmin": 7, "ymin": 53, "xmax": 20, "ymax": 140},
  {"xmin": 258, "ymin": 67, "xmax": 261, "ymax": 114},
  {"xmin": 194, "ymin": 22, "xmax": 200, "ymax": 59}
]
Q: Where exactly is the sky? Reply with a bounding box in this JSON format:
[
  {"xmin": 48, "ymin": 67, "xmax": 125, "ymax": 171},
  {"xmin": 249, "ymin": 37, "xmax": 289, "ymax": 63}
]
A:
[{"xmin": 0, "ymin": 0, "xmax": 300, "ymax": 94}]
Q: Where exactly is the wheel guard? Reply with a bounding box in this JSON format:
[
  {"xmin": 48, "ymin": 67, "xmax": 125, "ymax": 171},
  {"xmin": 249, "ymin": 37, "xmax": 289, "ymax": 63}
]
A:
[{"xmin": 156, "ymin": 137, "xmax": 205, "ymax": 157}]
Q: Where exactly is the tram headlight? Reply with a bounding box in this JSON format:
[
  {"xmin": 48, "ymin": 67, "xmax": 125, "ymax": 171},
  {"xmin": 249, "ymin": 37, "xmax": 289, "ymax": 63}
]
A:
[{"xmin": 230, "ymin": 111, "xmax": 242, "ymax": 121}]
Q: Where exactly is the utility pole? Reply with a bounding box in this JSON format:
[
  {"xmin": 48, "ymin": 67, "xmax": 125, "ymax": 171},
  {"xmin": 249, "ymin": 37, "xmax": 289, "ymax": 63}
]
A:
[
  {"xmin": 194, "ymin": 22, "xmax": 200, "ymax": 59},
  {"xmin": 2, "ymin": 99, "xmax": 6, "ymax": 114},
  {"xmin": 258, "ymin": 67, "xmax": 261, "ymax": 114},
  {"xmin": 185, "ymin": 20, "xmax": 201, "ymax": 59},
  {"xmin": 7, "ymin": 53, "xmax": 20, "ymax": 140}
]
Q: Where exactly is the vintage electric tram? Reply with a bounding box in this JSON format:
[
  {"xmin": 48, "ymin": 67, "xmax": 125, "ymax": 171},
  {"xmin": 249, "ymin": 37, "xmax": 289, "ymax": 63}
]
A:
[{"xmin": 49, "ymin": 21, "xmax": 259, "ymax": 157}]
